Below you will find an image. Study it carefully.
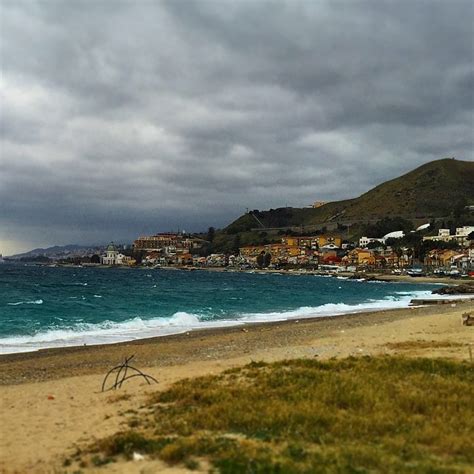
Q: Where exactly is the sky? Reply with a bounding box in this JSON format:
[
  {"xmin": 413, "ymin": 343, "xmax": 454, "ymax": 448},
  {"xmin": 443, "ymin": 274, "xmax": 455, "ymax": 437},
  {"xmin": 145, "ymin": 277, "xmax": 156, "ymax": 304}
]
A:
[{"xmin": 1, "ymin": 0, "xmax": 473, "ymax": 255}]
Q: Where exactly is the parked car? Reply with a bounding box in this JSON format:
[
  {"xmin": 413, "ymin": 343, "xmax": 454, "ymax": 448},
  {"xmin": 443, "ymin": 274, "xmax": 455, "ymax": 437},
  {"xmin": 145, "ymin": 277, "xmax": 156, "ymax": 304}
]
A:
[{"xmin": 407, "ymin": 268, "xmax": 426, "ymax": 277}]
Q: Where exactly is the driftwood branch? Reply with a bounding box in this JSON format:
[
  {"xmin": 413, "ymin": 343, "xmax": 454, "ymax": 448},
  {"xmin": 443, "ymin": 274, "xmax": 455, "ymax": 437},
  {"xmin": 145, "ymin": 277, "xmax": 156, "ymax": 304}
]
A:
[
  {"xmin": 101, "ymin": 355, "xmax": 158, "ymax": 392},
  {"xmin": 462, "ymin": 312, "xmax": 473, "ymax": 326}
]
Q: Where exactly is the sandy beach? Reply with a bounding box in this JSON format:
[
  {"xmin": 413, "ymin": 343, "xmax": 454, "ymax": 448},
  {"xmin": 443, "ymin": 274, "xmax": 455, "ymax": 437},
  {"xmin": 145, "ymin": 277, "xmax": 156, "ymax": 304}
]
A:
[{"xmin": 1, "ymin": 299, "xmax": 473, "ymax": 473}]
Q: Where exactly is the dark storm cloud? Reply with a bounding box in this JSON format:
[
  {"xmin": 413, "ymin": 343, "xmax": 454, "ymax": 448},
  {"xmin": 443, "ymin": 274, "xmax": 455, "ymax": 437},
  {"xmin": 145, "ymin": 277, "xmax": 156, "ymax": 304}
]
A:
[{"xmin": 1, "ymin": 0, "xmax": 473, "ymax": 254}]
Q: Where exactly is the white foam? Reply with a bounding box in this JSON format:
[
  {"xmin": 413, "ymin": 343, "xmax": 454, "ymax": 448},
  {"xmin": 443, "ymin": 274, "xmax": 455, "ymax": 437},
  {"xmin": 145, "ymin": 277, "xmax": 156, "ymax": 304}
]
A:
[
  {"xmin": 0, "ymin": 289, "xmax": 445, "ymax": 355},
  {"xmin": 0, "ymin": 312, "xmax": 210, "ymax": 354},
  {"xmin": 7, "ymin": 299, "xmax": 43, "ymax": 306}
]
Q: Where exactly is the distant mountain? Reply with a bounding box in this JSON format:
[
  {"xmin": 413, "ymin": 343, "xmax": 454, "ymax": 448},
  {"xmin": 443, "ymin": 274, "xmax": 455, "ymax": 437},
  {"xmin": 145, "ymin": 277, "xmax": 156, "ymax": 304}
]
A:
[{"xmin": 9, "ymin": 244, "xmax": 105, "ymax": 260}]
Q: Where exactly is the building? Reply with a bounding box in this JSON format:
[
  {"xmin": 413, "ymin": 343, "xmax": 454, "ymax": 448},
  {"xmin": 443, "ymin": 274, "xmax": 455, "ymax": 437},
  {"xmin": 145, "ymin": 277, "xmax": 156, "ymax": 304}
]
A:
[
  {"xmin": 281, "ymin": 235, "xmax": 342, "ymax": 249},
  {"xmin": 456, "ymin": 226, "xmax": 474, "ymax": 238},
  {"xmin": 101, "ymin": 242, "xmax": 119, "ymax": 265},
  {"xmin": 239, "ymin": 235, "xmax": 330, "ymax": 266},
  {"xmin": 342, "ymin": 249, "xmax": 376, "ymax": 267},
  {"xmin": 423, "ymin": 226, "xmax": 474, "ymax": 246},
  {"xmin": 359, "ymin": 236, "xmax": 384, "ymax": 248},
  {"xmin": 100, "ymin": 243, "xmax": 135, "ymax": 265},
  {"xmin": 425, "ymin": 248, "xmax": 472, "ymax": 269},
  {"xmin": 133, "ymin": 233, "xmax": 204, "ymax": 252},
  {"xmin": 359, "ymin": 231, "xmax": 404, "ymax": 248}
]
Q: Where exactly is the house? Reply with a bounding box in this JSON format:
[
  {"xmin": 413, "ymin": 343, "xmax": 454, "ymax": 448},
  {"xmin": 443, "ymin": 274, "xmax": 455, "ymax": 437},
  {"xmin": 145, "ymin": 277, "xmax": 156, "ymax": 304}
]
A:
[
  {"xmin": 176, "ymin": 253, "xmax": 193, "ymax": 265},
  {"xmin": 359, "ymin": 236, "xmax": 384, "ymax": 248},
  {"xmin": 423, "ymin": 226, "xmax": 474, "ymax": 246},
  {"xmin": 424, "ymin": 249, "xmax": 459, "ymax": 268},
  {"xmin": 281, "ymin": 234, "xmax": 342, "ymax": 249},
  {"xmin": 342, "ymin": 249, "xmax": 376, "ymax": 267}
]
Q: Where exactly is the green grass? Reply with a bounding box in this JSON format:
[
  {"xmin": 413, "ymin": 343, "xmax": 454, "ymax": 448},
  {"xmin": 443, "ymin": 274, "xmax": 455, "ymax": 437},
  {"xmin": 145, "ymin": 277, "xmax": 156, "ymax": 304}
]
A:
[{"xmin": 88, "ymin": 356, "xmax": 474, "ymax": 473}]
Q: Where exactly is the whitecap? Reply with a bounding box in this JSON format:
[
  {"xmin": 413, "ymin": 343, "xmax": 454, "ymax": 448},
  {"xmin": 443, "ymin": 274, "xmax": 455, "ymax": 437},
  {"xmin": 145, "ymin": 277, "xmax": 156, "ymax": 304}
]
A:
[
  {"xmin": 7, "ymin": 299, "xmax": 43, "ymax": 306},
  {"xmin": 3, "ymin": 287, "xmax": 462, "ymax": 355}
]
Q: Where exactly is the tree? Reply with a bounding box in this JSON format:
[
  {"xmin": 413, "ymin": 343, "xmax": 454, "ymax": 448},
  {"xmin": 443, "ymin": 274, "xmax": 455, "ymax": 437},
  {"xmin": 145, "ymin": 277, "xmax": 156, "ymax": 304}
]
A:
[
  {"xmin": 256, "ymin": 251, "xmax": 265, "ymax": 268},
  {"xmin": 364, "ymin": 217, "xmax": 414, "ymax": 238},
  {"xmin": 453, "ymin": 197, "xmax": 467, "ymax": 220},
  {"xmin": 133, "ymin": 250, "xmax": 146, "ymax": 265},
  {"xmin": 263, "ymin": 252, "xmax": 272, "ymax": 267},
  {"xmin": 90, "ymin": 254, "xmax": 100, "ymax": 264},
  {"xmin": 232, "ymin": 234, "xmax": 241, "ymax": 254},
  {"xmin": 206, "ymin": 227, "xmax": 215, "ymax": 243},
  {"xmin": 367, "ymin": 241, "xmax": 384, "ymax": 250}
]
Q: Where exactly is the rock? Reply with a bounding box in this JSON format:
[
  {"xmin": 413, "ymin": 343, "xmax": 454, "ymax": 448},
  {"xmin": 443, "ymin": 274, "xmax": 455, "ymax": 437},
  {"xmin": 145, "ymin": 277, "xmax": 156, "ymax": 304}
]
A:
[{"xmin": 433, "ymin": 284, "xmax": 474, "ymax": 295}]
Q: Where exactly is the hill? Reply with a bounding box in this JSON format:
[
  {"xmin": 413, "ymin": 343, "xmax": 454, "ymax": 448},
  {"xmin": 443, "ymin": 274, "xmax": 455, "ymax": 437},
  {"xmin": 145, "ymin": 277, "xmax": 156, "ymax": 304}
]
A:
[
  {"xmin": 212, "ymin": 158, "xmax": 474, "ymax": 250},
  {"xmin": 339, "ymin": 157, "xmax": 474, "ymax": 220},
  {"xmin": 9, "ymin": 244, "xmax": 106, "ymax": 260}
]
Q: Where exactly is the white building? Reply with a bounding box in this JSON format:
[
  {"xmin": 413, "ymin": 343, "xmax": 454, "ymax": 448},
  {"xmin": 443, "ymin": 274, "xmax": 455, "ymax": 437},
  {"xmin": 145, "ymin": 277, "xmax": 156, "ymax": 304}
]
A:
[
  {"xmin": 456, "ymin": 226, "xmax": 474, "ymax": 237},
  {"xmin": 383, "ymin": 230, "xmax": 405, "ymax": 241},
  {"xmin": 101, "ymin": 242, "xmax": 119, "ymax": 265},
  {"xmin": 359, "ymin": 231, "xmax": 405, "ymax": 248},
  {"xmin": 359, "ymin": 236, "xmax": 384, "ymax": 248},
  {"xmin": 423, "ymin": 226, "xmax": 474, "ymax": 245}
]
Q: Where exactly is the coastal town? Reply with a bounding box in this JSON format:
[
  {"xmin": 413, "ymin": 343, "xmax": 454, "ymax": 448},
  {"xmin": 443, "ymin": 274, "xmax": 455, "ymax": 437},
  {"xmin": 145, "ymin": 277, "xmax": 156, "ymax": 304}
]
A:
[
  {"xmin": 124, "ymin": 224, "xmax": 474, "ymax": 275},
  {"xmin": 11, "ymin": 222, "xmax": 472, "ymax": 277},
  {"xmin": 4, "ymin": 158, "xmax": 474, "ymax": 279}
]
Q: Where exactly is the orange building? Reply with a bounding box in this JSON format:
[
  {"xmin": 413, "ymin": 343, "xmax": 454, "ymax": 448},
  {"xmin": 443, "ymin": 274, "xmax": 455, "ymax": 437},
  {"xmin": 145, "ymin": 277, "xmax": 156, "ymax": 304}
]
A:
[
  {"xmin": 134, "ymin": 233, "xmax": 203, "ymax": 251},
  {"xmin": 343, "ymin": 249, "xmax": 376, "ymax": 267},
  {"xmin": 239, "ymin": 245, "xmax": 266, "ymax": 258},
  {"xmin": 281, "ymin": 235, "xmax": 342, "ymax": 249}
]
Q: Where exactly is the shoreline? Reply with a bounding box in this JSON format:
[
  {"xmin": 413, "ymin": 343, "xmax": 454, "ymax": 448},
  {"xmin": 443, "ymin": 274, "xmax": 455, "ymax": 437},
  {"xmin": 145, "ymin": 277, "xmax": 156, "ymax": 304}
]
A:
[
  {"xmin": 3, "ymin": 288, "xmax": 469, "ymax": 357},
  {"xmin": 1, "ymin": 298, "xmax": 472, "ymax": 385},
  {"xmin": 6, "ymin": 260, "xmax": 470, "ymax": 285},
  {"xmin": 1, "ymin": 300, "xmax": 473, "ymax": 473}
]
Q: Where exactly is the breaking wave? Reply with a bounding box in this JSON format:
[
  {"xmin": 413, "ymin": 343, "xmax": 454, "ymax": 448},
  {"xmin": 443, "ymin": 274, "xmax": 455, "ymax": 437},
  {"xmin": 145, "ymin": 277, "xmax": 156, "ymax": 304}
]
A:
[{"xmin": 0, "ymin": 290, "xmax": 441, "ymax": 354}]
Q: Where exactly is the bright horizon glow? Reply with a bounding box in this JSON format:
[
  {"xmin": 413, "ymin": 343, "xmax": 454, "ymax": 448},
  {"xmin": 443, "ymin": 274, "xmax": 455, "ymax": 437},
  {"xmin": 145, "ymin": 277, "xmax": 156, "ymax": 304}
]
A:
[{"xmin": 0, "ymin": 240, "xmax": 40, "ymax": 257}]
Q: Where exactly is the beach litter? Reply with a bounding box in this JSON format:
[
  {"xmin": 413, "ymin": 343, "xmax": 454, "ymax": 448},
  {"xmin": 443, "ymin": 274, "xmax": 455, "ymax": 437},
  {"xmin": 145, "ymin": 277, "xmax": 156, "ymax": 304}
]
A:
[
  {"xmin": 101, "ymin": 355, "xmax": 158, "ymax": 392},
  {"xmin": 133, "ymin": 452, "xmax": 145, "ymax": 462}
]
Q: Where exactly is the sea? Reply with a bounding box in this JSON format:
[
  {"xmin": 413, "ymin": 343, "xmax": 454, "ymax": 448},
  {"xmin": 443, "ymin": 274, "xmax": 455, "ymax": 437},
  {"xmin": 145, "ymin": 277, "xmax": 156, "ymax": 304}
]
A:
[{"xmin": 0, "ymin": 263, "xmax": 445, "ymax": 354}]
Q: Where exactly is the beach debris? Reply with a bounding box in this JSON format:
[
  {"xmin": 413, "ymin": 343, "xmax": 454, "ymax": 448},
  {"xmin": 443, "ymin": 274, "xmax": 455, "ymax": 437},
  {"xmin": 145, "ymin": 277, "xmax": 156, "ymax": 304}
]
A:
[
  {"xmin": 101, "ymin": 355, "xmax": 158, "ymax": 392},
  {"xmin": 241, "ymin": 328, "xmax": 248, "ymax": 333},
  {"xmin": 47, "ymin": 395, "xmax": 55, "ymax": 400},
  {"xmin": 462, "ymin": 312, "xmax": 474, "ymax": 326},
  {"xmin": 133, "ymin": 452, "xmax": 145, "ymax": 461}
]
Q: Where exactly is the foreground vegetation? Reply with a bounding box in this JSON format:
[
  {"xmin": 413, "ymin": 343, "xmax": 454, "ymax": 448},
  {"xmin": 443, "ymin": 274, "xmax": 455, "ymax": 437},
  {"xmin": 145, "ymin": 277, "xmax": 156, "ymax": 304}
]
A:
[{"xmin": 83, "ymin": 356, "xmax": 474, "ymax": 473}]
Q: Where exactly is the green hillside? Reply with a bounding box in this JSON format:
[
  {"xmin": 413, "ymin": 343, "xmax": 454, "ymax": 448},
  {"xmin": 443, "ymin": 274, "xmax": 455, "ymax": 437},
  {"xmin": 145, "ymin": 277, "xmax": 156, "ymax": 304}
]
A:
[
  {"xmin": 212, "ymin": 158, "xmax": 474, "ymax": 251},
  {"xmin": 230, "ymin": 158, "xmax": 473, "ymax": 229},
  {"xmin": 341, "ymin": 158, "xmax": 474, "ymax": 220}
]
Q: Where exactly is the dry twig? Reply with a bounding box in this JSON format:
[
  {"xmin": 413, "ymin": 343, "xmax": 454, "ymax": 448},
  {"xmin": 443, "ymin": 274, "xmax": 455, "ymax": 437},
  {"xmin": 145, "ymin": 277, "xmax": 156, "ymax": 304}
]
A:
[{"xmin": 101, "ymin": 355, "xmax": 158, "ymax": 392}]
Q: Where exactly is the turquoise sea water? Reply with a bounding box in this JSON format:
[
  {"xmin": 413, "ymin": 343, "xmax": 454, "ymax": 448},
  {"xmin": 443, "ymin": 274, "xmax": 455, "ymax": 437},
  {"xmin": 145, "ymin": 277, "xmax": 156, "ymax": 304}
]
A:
[{"xmin": 0, "ymin": 263, "xmax": 440, "ymax": 354}]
